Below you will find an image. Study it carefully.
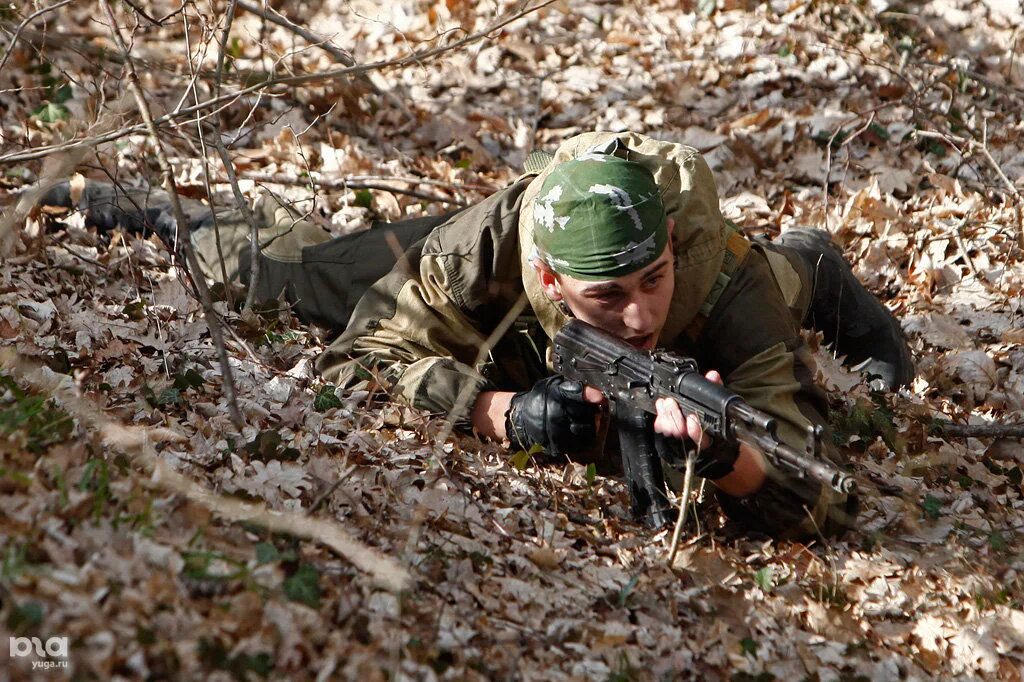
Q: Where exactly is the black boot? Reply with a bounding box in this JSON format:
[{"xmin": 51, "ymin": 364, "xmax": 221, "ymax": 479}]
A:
[
  {"xmin": 39, "ymin": 180, "xmax": 213, "ymax": 247},
  {"xmin": 774, "ymin": 228, "xmax": 914, "ymax": 390}
]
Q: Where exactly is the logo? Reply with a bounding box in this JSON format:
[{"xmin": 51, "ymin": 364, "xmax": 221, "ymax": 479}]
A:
[{"xmin": 9, "ymin": 636, "xmax": 69, "ymax": 670}]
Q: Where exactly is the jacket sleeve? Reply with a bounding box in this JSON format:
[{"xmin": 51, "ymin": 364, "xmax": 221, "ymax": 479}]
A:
[
  {"xmin": 695, "ymin": 249, "xmax": 856, "ymax": 537},
  {"xmin": 315, "ymin": 181, "xmax": 529, "ymax": 419}
]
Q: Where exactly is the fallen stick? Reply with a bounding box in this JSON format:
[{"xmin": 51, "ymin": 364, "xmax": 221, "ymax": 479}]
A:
[
  {"xmin": 0, "ymin": 348, "xmax": 411, "ymax": 593},
  {"xmin": 100, "ymin": 0, "xmax": 245, "ymax": 429},
  {"xmin": 932, "ymin": 421, "xmax": 1024, "ymax": 438}
]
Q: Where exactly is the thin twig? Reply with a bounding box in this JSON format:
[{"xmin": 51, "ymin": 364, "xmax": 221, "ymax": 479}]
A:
[
  {"xmin": 99, "ymin": 0, "xmax": 245, "ymax": 429},
  {"xmin": 821, "ymin": 110, "xmax": 878, "ymax": 226},
  {"xmin": 0, "ymin": 147, "xmax": 89, "ymax": 257},
  {"xmin": 209, "ymin": 0, "xmax": 262, "ymax": 314},
  {"xmin": 308, "ymin": 463, "xmax": 358, "ymax": 514},
  {"xmin": 915, "ymin": 129, "xmax": 1021, "ymax": 198},
  {"xmin": 667, "ymin": 451, "xmax": 696, "ymax": 565},
  {"xmin": 0, "ymin": 0, "xmax": 72, "ymax": 74},
  {"xmin": 237, "ymin": 1, "xmax": 416, "ymax": 123},
  {"xmin": 947, "ymin": 218, "xmax": 979, "ymax": 280},
  {"xmin": 236, "ymin": 0, "xmax": 354, "ymax": 65},
  {"xmin": 0, "ymin": 0, "xmax": 558, "ymax": 165},
  {"xmin": 119, "ymin": 0, "xmax": 187, "ymax": 26},
  {"xmin": 183, "ymin": 9, "xmax": 234, "ymax": 308}
]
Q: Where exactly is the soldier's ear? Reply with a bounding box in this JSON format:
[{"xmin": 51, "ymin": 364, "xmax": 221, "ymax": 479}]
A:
[{"xmin": 533, "ymin": 261, "xmax": 563, "ymax": 301}]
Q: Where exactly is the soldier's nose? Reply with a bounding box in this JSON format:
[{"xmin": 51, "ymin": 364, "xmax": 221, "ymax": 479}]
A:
[{"xmin": 622, "ymin": 299, "xmax": 653, "ymax": 332}]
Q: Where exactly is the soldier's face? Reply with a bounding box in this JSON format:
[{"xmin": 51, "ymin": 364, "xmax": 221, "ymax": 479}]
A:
[{"xmin": 537, "ymin": 238, "xmax": 675, "ymax": 351}]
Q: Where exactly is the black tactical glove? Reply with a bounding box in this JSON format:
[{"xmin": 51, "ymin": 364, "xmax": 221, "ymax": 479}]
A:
[
  {"xmin": 655, "ymin": 432, "xmax": 740, "ymax": 480},
  {"xmin": 505, "ymin": 376, "xmax": 600, "ymax": 456}
]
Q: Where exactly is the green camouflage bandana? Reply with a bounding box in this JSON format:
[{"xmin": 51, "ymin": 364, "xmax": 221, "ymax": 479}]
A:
[{"xmin": 533, "ymin": 154, "xmax": 667, "ymax": 280}]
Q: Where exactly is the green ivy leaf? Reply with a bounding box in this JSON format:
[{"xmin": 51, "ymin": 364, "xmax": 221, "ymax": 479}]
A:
[
  {"xmin": 922, "ymin": 494, "xmax": 942, "ymax": 519},
  {"xmin": 246, "ymin": 430, "xmax": 282, "ymax": 461},
  {"xmin": 585, "ymin": 462, "xmax": 597, "ymax": 487},
  {"xmin": 313, "ymin": 385, "xmax": 343, "ymax": 412},
  {"xmin": 754, "ymin": 567, "xmax": 774, "ymax": 592},
  {"xmin": 353, "ymin": 189, "xmax": 373, "ymax": 208},
  {"xmin": 156, "ymin": 387, "xmax": 182, "ymax": 407},
  {"xmin": 616, "ymin": 575, "xmax": 640, "ymax": 607},
  {"xmin": 31, "ymin": 102, "xmax": 70, "ymax": 123},
  {"xmin": 867, "ymin": 122, "xmax": 891, "ymax": 141},
  {"xmin": 123, "ymin": 300, "xmax": 146, "ymax": 320},
  {"xmin": 173, "ymin": 368, "xmax": 205, "ymax": 391},
  {"xmin": 510, "ymin": 450, "xmax": 531, "ymax": 471},
  {"xmin": 740, "ymin": 636, "xmax": 758, "ymax": 656},
  {"xmin": 51, "ymin": 82, "xmax": 73, "ymax": 104},
  {"xmin": 283, "ymin": 563, "xmax": 320, "ymax": 608},
  {"xmin": 254, "ymin": 542, "xmax": 279, "ymax": 564},
  {"xmin": 6, "ymin": 601, "xmax": 43, "ymax": 634}
]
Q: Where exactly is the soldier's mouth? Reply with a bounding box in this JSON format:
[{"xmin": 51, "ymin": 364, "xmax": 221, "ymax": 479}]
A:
[{"xmin": 625, "ymin": 334, "xmax": 654, "ymax": 350}]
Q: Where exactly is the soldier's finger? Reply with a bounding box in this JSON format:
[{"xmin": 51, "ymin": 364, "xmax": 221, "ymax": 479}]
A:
[
  {"xmin": 582, "ymin": 385, "xmax": 607, "ymax": 405},
  {"xmin": 654, "ymin": 398, "xmax": 684, "ymax": 438},
  {"xmin": 686, "ymin": 413, "xmax": 711, "ymax": 448},
  {"xmin": 705, "ymin": 370, "xmax": 723, "ymax": 385}
]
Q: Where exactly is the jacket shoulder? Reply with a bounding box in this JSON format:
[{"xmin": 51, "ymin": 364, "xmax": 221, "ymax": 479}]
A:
[{"xmin": 424, "ymin": 178, "xmax": 532, "ymax": 323}]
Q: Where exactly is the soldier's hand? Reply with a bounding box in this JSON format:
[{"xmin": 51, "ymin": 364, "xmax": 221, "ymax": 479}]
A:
[
  {"xmin": 653, "ymin": 370, "xmax": 721, "ymax": 448},
  {"xmin": 505, "ymin": 376, "xmax": 604, "ymax": 456},
  {"xmin": 652, "ymin": 370, "xmax": 740, "ymax": 480}
]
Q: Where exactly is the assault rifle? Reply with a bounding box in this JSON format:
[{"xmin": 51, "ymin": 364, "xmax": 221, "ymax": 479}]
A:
[{"xmin": 552, "ymin": 320, "xmax": 857, "ymax": 530}]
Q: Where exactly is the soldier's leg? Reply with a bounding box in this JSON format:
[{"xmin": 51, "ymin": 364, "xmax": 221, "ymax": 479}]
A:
[
  {"xmin": 770, "ymin": 228, "xmax": 914, "ymax": 389},
  {"xmin": 39, "ymin": 180, "xmax": 451, "ymax": 334}
]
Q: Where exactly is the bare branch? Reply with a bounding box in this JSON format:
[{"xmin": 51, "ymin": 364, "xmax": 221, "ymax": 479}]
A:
[
  {"xmin": 0, "ymin": 348, "xmax": 411, "ymax": 593},
  {"xmin": 0, "ymin": 0, "xmax": 558, "ymax": 165},
  {"xmin": 933, "ymin": 421, "xmax": 1024, "ymax": 438},
  {"xmin": 0, "ymin": 147, "xmax": 88, "ymax": 257},
  {"xmin": 208, "ymin": 0, "xmax": 262, "ymax": 314},
  {"xmin": 244, "ymin": 171, "xmax": 470, "ymax": 206},
  {"xmin": 184, "ymin": 7, "xmax": 234, "ymax": 307},
  {"xmin": 915, "ymin": 129, "xmax": 1022, "ymax": 198},
  {"xmin": 236, "ymin": 0, "xmax": 355, "ymax": 66},
  {"xmin": 119, "ymin": 0, "xmax": 187, "ymax": 26},
  {"xmin": 99, "ymin": 0, "xmax": 245, "ymax": 430},
  {"xmin": 0, "ymin": 0, "xmax": 72, "ymax": 74}
]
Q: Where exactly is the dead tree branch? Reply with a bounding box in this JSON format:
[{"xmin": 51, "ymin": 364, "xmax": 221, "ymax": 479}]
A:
[
  {"xmin": 244, "ymin": 171, "xmax": 470, "ymax": 206},
  {"xmin": 234, "ymin": 0, "xmax": 411, "ymax": 120},
  {"xmin": 0, "ymin": 0, "xmax": 558, "ymax": 165},
  {"xmin": 99, "ymin": 0, "xmax": 245, "ymax": 429},
  {"xmin": 933, "ymin": 421, "xmax": 1024, "ymax": 438},
  {"xmin": 236, "ymin": 0, "xmax": 355, "ymax": 66},
  {"xmin": 183, "ymin": 7, "xmax": 234, "ymax": 307},
  {"xmin": 209, "ymin": 0, "xmax": 262, "ymax": 314},
  {"xmin": 0, "ymin": 349, "xmax": 411, "ymax": 593},
  {"xmin": 915, "ymin": 129, "xmax": 1022, "ymax": 199},
  {"xmin": 0, "ymin": 0, "xmax": 72, "ymax": 74}
]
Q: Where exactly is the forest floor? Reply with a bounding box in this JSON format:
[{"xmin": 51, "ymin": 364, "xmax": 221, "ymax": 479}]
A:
[{"xmin": 2, "ymin": 0, "xmax": 1024, "ymax": 679}]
